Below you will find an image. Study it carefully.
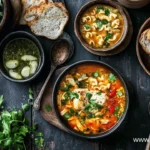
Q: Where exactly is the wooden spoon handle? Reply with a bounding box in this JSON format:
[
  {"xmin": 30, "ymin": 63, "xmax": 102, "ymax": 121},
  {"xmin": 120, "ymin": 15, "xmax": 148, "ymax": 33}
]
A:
[{"xmin": 34, "ymin": 65, "xmax": 56, "ymax": 110}]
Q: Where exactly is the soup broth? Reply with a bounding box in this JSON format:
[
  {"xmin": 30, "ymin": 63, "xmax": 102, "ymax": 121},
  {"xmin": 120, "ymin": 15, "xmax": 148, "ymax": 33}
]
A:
[
  {"xmin": 57, "ymin": 64, "xmax": 126, "ymax": 135},
  {"xmin": 80, "ymin": 5, "xmax": 124, "ymax": 49}
]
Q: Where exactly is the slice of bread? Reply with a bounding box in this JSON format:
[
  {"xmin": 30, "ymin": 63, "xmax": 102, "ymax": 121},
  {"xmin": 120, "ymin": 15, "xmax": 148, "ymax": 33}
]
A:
[
  {"xmin": 19, "ymin": 0, "xmax": 50, "ymax": 25},
  {"xmin": 139, "ymin": 28, "xmax": 150, "ymax": 55},
  {"xmin": 24, "ymin": 2, "xmax": 69, "ymax": 40}
]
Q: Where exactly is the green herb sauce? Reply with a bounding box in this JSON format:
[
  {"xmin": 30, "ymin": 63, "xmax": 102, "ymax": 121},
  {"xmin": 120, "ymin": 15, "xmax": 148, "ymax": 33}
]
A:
[{"xmin": 3, "ymin": 38, "xmax": 40, "ymax": 79}]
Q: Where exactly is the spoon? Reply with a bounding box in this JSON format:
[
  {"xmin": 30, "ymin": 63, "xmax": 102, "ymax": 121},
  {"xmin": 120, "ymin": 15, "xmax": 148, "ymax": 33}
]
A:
[{"xmin": 34, "ymin": 39, "xmax": 71, "ymax": 110}]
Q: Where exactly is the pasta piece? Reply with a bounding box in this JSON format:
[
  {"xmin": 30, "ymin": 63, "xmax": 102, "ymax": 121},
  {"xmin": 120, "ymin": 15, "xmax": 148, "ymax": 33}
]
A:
[
  {"xmin": 108, "ymin": 33, "xmax": 120, "ymax": 42},
  {"xmin": 97, "ymin": 14, "xmax": 110, "ymax": 21},
  {"xmin": 109, "ymin": 12, "xmax": 117, "ymax": 20},
  {"xmin": 88, "ymin": 77, "xmax": 98, "ymax": 86},
  {"xmin": 91, "ymin": 10, "xmax": 96, "ymax": 15},
  {"xmin": 111, "ymin": 19, "xmax": 120, "ymax": 29},
  {"xmin": 85, "ymin": 32, "xmax": 93, "ymax": 38},
  {"xmin": 76, "ymin": 120, "xmax": 85, "ymax": 131},
  {"xmin": 89, "ymin": 40, "xmax": 95, "ymax": 46},
  {"xmin": 83, "ymin": 26, "xmax": 91, "ymax": 32},
  {"xmin": 98, "ymin": 35, "xmax": 104, "ymax": 46},
  {"xmin": 99, "ymin": 25, "xmax": 111, "ymax": 32},
  {"xmin": 82, "ymin": 16, "xmax": 92, "ymax": 23},
  {"xmin": 100, "ymin": 119, "xmax": 109, "ymax": 124}
]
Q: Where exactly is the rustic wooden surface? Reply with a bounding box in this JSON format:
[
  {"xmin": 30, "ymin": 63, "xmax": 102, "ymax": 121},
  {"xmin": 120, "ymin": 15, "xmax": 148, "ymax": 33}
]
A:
[{"xmin": 0, "ymin": 0, "xmax": 150, "ymax": 150}]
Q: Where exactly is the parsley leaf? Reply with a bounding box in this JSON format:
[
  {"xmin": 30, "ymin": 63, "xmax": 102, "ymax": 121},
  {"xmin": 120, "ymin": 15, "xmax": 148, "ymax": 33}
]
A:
[
  {"xmin": 97, "ymin": 92, "xmax": 102, "ymax": 95},
  {"xmin": 92, "ymin": 72, "xmax": 99, "ymax": 77},
  {"xmin": 84, "ymin": 24, "xmax": 91, "ymax": 29},
  {"xmin": 104, "ymin": 32, "xmax": 113, "ymax": 42},
  {"xmin": 28, "ymin": 88, "xmax": 33, "ymax": 100},
  {"xmin": 45, "ymin": 104, "xmax": 52, "ymax": 112},
  {"xmin": 0, "ymin": 95, "xmax": 4, "ymax": 108},
  {"xmin": 96, "ymin": 5, "xmax": 104, "ymax": 12},
  {"xmin": 105, "ymin": 8, "xmax": 110, "ymax": 16},
  {"xmin": 117, "ymin": 91, "xmax": 123, "ymax": 97},
  {"xmin": 86, "ymin": 93, "xmax": 92, "ymax": 100},
  {"xmin": 109, "ymin": 73, "xmax": 116, "ymax": 82},
  {"xmin": 68, "ymin": 92, "xmax": 79, "ymax": 100},
  {"xmin": 63, "ymin": 112, "xmax": 71, "ymax": 120}
]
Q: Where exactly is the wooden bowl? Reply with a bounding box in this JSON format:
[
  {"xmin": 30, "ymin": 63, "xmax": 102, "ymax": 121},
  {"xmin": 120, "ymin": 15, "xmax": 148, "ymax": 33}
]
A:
[
  {"xmin": 74, "ymin": 0, "xmax": 129, "ymax": 52},
  {"xmin": 136, "ymin": 18, "xmax": 150, "ymax": 76},
  {"xmin": 10, "ymin": 0, "xmax": 22, "ymax": 28},
  {"xmin": 117, "ymin": 0, "xmax": 150, "ymax": 9},
  {"xmin": 0, "ymin": 0, "xmax": 10, "ymax": 32}
]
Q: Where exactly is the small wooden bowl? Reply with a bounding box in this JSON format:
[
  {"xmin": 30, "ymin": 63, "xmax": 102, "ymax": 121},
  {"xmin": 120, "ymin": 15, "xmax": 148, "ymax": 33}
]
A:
[
  {"xmin": 74, "ymin": 0, "xmax": 129, "ymax": 52},
  {"xmin": 0, "ymin": 0, "xmax": 10, "ymax": 32},
  {"xmin": 136, "ymin": 18, "xmax": 150, "ymax": 76},
  {"xmin": 117, "ymin": 0, "xmax": 150, "ymax": 9}
]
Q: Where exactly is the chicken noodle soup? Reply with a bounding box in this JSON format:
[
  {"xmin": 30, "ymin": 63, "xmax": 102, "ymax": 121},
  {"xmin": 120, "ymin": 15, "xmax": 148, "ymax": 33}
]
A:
[
  {"xmin": 80, "ymin": 5, "xmax": 124, "ymax": 49},
  {"xmin": 57, "ymin": 64, "xmax": 126, "ymax": 134}
]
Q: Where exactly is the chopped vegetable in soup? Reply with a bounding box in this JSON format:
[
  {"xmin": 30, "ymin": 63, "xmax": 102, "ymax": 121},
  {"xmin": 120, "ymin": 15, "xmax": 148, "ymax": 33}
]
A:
[
  {"xmin": 57, "ymin": 64, "xmax": 126, "ymax": 135},
  {"xmin": 3, "ymin": 38, "xmax": 40, "ymax": 80},
  {"xmin": 80, "ymin": 5, "xmax": 124, "ymax": 49}
]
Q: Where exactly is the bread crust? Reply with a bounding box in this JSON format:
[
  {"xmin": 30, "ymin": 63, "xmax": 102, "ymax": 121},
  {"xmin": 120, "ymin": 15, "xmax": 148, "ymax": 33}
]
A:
[
  {"xmin": 19, "ymin": 0, "xmax": 48, "ymax": 25},
  {"xmin": 139, "ymin": 28, "xmax": 150, "ymax": 55},
  {"xmin": 24, "ymin": 2, "xmax": 69, "ymax": 40}
]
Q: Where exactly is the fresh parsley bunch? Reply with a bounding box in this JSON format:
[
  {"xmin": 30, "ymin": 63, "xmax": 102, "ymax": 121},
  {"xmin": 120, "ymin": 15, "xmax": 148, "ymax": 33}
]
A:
[{"xmin": 0, "ymin": 88, "xmax": 44, "ymax": 150}]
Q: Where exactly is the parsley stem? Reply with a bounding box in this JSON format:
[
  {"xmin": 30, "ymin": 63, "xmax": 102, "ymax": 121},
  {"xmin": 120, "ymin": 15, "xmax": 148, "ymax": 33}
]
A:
[{"xmin": 23, "ymin": 142, "xmax": 26, "ymax": 150}]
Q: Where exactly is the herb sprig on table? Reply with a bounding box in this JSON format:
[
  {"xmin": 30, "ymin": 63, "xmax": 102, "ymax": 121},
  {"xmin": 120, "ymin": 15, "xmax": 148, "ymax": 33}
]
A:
[{"xmin": 0, "ymin": 88, "xmax": 45, "ymax": 150}]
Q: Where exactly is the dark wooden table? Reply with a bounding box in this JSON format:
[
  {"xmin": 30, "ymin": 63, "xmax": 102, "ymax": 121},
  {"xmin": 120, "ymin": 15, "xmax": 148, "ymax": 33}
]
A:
[{"xmin": 0, "ymin": 0, "xmax": 150, "ymax": 150}]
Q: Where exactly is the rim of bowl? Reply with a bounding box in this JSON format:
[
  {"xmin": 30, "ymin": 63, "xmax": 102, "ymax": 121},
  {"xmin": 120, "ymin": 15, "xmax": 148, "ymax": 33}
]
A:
[
  {"xmin": 52, "ymin": 60, "xmax": 129, "ymax": 139},
  {"xmin": 74, "ymin": 0, "xmax": 129, "ymax": 52},
  {"xmin": 0, "ymin": 31, "xmax": 45, "ymax": 83},
  {"xmin": 0, "ymin": 0, "xmax": 10, "ymax": 29}
]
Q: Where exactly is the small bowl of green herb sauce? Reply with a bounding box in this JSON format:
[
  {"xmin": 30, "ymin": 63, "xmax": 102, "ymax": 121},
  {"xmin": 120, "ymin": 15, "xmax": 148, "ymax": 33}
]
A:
[{"xmin": 0, "ymin": 31, "xmax": 45, "ymax": 82}]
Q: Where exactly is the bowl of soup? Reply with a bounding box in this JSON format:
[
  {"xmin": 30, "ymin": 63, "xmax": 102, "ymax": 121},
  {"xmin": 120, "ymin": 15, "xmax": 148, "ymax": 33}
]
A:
[
  {"xmin": 52, "ymin": 60, "xmax": 129, "ymax": 139},
  {"xmin": 74, "ymin": 0, "xmax": 128, "ymax": 52},
  {"xmin": 0, "ymin": 31, "xmax": 45, "ymax": 82}
]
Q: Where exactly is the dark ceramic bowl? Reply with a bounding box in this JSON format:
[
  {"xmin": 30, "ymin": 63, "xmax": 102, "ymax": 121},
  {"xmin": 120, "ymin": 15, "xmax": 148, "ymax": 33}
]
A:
[
  {"xmin": 0, "ymin": 0, "xmax": 10, "ymax": 32},
  {"xmin": 0, "ymin": 31, "xmax": 45, "ymax": 82},
  {"xmin": 52, "ymin": 60, "xmax": 129, "ymax": 139},
  {"xmin": 74, "ymin": 0, "xmax": 129, "ymax": 52}
]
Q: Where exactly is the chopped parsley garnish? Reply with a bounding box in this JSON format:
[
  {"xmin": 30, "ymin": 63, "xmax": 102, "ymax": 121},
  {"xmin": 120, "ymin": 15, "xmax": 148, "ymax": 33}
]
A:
[
  {"xmin": 114, "ymin": 105, "xmax": 120, "ymax": 116},
  {"xmin": 96, "ymin": 21, "xmax": 103, "ymax": 29},
  {"xmin": 96, "ymin": 5, "xmax": 104, "ymax": 12},
  {"xmin": 69, "ymin": 92, "xmax": 79, "ymax": 100},
  {"xmin": 105, "ymin": 8, "xmax": 110, "ymax": 16},
  {"xmin": 0, "ymin": 95, "xmax": 4, "ymax": 109},
  {"xmin": 117, "ymin": 91, "xmax": 123, "ymax": 97},
  {"xmin": 63, "ymin": 112, "xmax": 71, "ymax": 120},
  {"xmin": 97, "ymin": 92, "xmax": 102, "ymax": 95},
  {"xmin": 86, "ymin": 93, "xmax": 92, "ymax": 100},
  {"xmin": 60, "ymin": 84, "xmax": 72, "ymax": 92},
  {"xmin": 87, "ymin": 113, "xmax": 95, "ymax": 119},
  {"xmin": 84, "ymin": 24, "xmax": 91, "ymax": 29},
  {"xmin": 104, "ymin": 32, "xmax": 113, "ymax": 42},
  {"xmin": 109, "ymin": 73, "xmax": 116, "ymax": 82},
  {"xmin": 96, "ymin": 20, "xmax": 108, "ymax": 29},
  {"xmin": 45, "ymin": 104, "xmax": 52, "ymax": 112},
  {"xmin": 92, "ymin": 72, "xmax": 99, "ymax": 77}
]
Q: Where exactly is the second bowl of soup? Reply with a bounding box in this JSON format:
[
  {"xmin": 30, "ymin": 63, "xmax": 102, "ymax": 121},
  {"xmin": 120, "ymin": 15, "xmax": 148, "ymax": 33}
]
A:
[
  {"xmin": 52, "ymin": 60, "xmax": 129, "ymax": 139},
  {"xmin": 74, "ymin": 0, "xmax": 128, "ymax": 52}
]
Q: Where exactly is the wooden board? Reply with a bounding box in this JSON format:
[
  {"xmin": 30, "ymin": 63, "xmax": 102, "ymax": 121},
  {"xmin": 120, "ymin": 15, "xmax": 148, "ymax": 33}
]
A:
[{"xmin": 40, "ymin": 67, "xmax": 67, "ymax": 132}]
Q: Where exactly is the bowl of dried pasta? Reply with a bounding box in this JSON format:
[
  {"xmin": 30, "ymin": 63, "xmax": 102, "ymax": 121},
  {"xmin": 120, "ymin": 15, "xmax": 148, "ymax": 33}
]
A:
[{"xmin": 74, "ymin": 0, "xmax": 128, "ymax": 52}]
